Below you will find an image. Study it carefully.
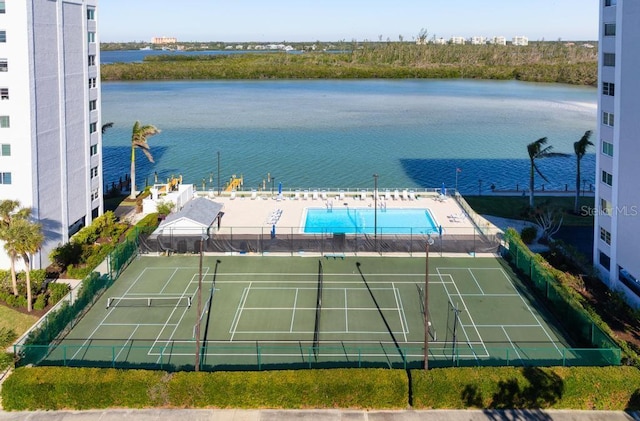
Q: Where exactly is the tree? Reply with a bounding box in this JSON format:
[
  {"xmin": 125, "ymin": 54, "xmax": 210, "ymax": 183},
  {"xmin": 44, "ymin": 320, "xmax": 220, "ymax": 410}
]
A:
[
  {"xmin": 573, "ymin": 130, "xmax": 594, "ymax": 214},
  {"xmin": 101, "ymin": 122, "xmax": 114, "ymax": 134},
  {"xmin": 0, "ymin": 200, "xmax": 31, "ymax": 296},
  {"xmin": 527, "ymin": 137, "xmax": 569, "ymax": 208},
  {"xmin": 129, "ymin": 121, "xmax": 160, "ymax": 200},
  {"xmin": 3, "ymin": 218, "xmax": 43, "ymax": 312}
]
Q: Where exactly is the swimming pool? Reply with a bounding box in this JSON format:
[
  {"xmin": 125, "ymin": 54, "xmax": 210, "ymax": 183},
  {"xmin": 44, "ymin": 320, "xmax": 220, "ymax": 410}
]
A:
[{"xmin": 302, "ymin": 207, "xmax": 440, "ymax": 235}]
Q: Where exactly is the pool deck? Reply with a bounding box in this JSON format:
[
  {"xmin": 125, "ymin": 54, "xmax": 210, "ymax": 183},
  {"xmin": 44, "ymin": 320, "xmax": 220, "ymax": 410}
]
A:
[{"xmin": 200, "ymin": 190, "xmax": 484, "ymax": 236}]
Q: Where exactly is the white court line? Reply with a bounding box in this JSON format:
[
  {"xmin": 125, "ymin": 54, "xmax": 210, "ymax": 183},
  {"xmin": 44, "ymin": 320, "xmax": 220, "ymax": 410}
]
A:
[
  {"xmin": 458, "ymin": 294, "xmax": 520, "ymax": 297},
  {"xmin": 290, "ymin": 288, "xmax": 299, "ymax": 333},
  {"xmin": 229, "ymin": 288, "xmax": 248, "ymax": 335},
  {"xmin": 392, "ymin": 283, "xmax": 408, "ymax": 342},
  {"xmin": 502, "ymin": 326, "xmax": 523, "ymax": 362},
  {"xmin": 447, "ymin": 270, "xmax": 489, "ymax": 357},
  {"xmin": 437, "ymin": 268, "xmax": 481, "ymax": 363},
  {"xmin": 159, "ymin": 268, "xmax": 180, "ymax": 294},
  {"xmin": 468, "ymin": 268, "xmax": 485, "ymax": 295},
  {"xmin": 230, "ymin": 282, "xmax": 252, "ymax": 341},
  {"xmin": 102, "ymin": 323, "xmax": 177, "ymax": 327},
  {"xmin": 115, "ymin": 325, "xmax": 140, "ymax": 361},
  {"xmin": 243, "ymin": 306, "xmax": 400, "ymax": 311},
  {"xmin": 344, "ymin": 289, "xmax": 348, "ymax": 332},
  {"xmin": 70, "ymin": 266, "xmax": 150, "ymax": 360},
  {"xmin": 499, "ymin": 268, "xmax": 563, "ymax": 355}
]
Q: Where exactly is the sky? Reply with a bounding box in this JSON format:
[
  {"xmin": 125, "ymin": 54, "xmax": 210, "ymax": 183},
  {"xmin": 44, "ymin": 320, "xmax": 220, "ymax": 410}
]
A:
[{"xmin": 99, "ymin": 0, "xmax": 599, "ymax": 43}]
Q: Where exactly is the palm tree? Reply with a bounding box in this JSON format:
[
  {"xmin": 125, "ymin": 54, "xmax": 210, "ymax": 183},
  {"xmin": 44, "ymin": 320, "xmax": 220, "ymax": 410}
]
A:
[
  {"xmin": 0, "ymin": 200, "xmax": 31, "ymax": 296},
  {"xmin": 574, "ymin": 130, "xmax": 594, "ymax": 214},
  {"xmin": 527, "ymin": 137, "xmax": 569, "ymax": 208},
  {"xmin": 3, "ymin": 218, "xmax": 43, "ymax": 311},
  {"xmin": 101, "ymin": 122, "xmax": 114, "ymax": 134},
  {"xmin": 129, "ymin": 121, "xmax": 160, "ymax": 200}
]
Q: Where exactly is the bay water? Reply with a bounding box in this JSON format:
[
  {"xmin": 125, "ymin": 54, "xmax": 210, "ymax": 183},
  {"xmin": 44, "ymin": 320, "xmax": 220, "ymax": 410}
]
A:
[{"xmin": 101, "ymin": 79, "xmax": 597, "ymax": 195}]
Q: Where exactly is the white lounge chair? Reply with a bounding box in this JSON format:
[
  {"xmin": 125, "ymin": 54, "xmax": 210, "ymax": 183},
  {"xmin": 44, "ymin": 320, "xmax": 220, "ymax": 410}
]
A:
[
  {"xmin": 339, "ymin": 191, "xmax": 345, "ymax": 201},
  {"xmin": 294, "ymin": 190, "xmax": 300, "ymax": 200},
  {"xmin": 393, "ymin": 190, "xmax": 400, "ymax": 201},
  {"xmin": 384, "ymin": 190, "xmax": 391, "ymax": 201},
  {"xmin": 321, "ymin": 190, "xmax": 328, "ymax": 200},
  {"xmin": 250, "ymin": 189, "xmax": 257, "ymax": 200},
  {"xmin": 360, "ymin": 190, "xmax": 367, "ymax": 201},
  {"xmin": 230, "ymin": 190, "xmax": 236, "ymax": 200},
  {"xmin": 303, "ymin": 190, "xmax": 309, "ymax": 200},
  {"xmin": 408, "ymin": 190, "xmax": 416, "ymax": 200},
  {"xmin": 312, "ymin": 190, "xmax": 319, "ymax": 200},
  {"xmin": 402, "ymin": 190, "xmax": 409, "ymax": 201}
]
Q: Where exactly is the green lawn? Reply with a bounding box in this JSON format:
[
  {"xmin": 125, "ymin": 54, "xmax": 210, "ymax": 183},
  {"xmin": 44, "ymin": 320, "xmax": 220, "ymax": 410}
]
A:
[
  {"xmin": 0, "ymin": 306, "xmax": 38, "ymax": 337},
  {"xmin": 464, "ymin": 195, "xmax": 595, "ymax": 227}
]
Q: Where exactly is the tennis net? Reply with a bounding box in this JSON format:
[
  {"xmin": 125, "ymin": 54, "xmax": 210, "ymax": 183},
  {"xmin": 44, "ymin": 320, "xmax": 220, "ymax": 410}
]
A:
[
  {"xmin": 106, "ymin": 296, "xmax": 192, "ymax": 309},
  {"xmin": 313, "ymin": 259, "xmax": 323, "ymax": 359}
]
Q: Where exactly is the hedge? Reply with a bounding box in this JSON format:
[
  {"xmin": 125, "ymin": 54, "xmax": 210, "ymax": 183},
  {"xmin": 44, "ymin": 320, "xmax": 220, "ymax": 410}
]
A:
[{"xmin": 3, "ymin": 366, "xmax": 639, "ymax": 411}]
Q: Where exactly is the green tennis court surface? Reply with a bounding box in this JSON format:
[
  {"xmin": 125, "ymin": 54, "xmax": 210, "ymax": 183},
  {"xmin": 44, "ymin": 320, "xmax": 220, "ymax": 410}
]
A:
[{"xmin": 39, "ymin": 256, "xmax": 599, "ymax": 370}]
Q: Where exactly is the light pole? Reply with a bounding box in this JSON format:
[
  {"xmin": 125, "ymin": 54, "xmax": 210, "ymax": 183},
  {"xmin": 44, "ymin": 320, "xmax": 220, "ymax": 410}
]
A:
[
  {"xmin": 217, "ymin": 151, "xmax": 221, "ymax": 195},
  {"xmin": 373, "ymin": 174, "xmax": 378, "ymax": 243},
  {"xmin": 194, "ymin": 233, "xmax": 208, "ymax": 371},
  {"xmin": 424, "ymin": 235, "xmax": 434, "ymax": 370}
]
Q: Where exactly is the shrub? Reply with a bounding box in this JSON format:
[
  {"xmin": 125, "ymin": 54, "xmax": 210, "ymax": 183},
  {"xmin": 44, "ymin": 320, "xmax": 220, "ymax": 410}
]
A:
[
  {"xmin": 33, "ymin": 294, "xmax": 46, "ymax": 311},
  {"xmin": 49, "ymin": 242, "xmax": 83, "ymax": 270},
  {"xmin": 520, "ymin": 226, "xmax": 537, "ymax": 244},
  {"xmin": 48, "ymin": 282, "xmax": 70, "ymax": 304},
  {"xmin": 156, "ymin": 201, "xmax": 175, "ymax": 216}
]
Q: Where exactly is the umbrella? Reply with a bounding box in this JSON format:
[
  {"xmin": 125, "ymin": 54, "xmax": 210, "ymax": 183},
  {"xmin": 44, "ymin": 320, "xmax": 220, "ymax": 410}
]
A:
[
  {"xmin": 278, "ymin": 182, "xmax": 282, "ymax": 195},
  {"xmin": 441, "ymin": 183, "xmax": 446, "ymax": 196}
]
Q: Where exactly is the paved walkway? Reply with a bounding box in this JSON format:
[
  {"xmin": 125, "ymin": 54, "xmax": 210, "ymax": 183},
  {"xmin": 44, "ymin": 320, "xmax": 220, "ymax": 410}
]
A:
[{"xmin": 0, "ymin": 409, "xmax": 636, "ymax": 420}]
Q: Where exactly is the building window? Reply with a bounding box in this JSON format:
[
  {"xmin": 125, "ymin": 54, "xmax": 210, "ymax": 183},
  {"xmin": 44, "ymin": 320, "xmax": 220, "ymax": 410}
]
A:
[
  {"xmin": 602, "ymin": 140, "xmax": 613, "ymax": 157},
  {"xmin": 0, "ymin": 116, "xmax": 9, "ymax": 128},
  {"xmin": 89, "ymin": 100, "xmax": 97, "ymax": 111},
  {"xmin": 602, "ymin": 82, "xmax": 615, "ymax": 96},
  {"xmin": 90, "ymin": 144, "xmax": 98, "ymax": 156},
  {"xmin": 600, "ymin": 198, "xmax": 612, "ymax": 215},
  {"xmin": 88, "ymin": 77, "xmax": 97, "ymax": 89},
  {"xmin": 605, "ymin": 0, "xmax": 617, "ymax": 6},
  {"xmin": 88, "ymin": 55, "xmax": 95, "ymax": 66},
  {"xmin": 91, "ymin": 189, "xmax": 99, "ymax": 201},
  {"xmin": 603, "ymin": 53, "xmax": 615, "ymax": 67},
  {"xmin": 0, "ymin": 144, "xmax": 9, "ymax": 156},
  {"xmin": 89, "ymin": 122, "xmax": 97, "ymax": 133},
  {"xmin": 601, "ymin": 170, "xmax": 613, "ymax": 186},
  {"xmin": 600, "ymin": 227, "xmax": 611, "ymax": 245},
  {"xmin": 87, "ymin": 8, "xmax": 95, "ymax": 20},
  {"xmin": 0, "ymin": 1, "xmax": 4, "ymax": 14},
  {"xmin": 604, "ymin": 23, "xmax": 616, "ymax": 37},
  {"xmin": 0, "ymin": 172, "xmax": 11, "ymax": 184},
  {"xmin": 90, "ymin": 166, "xmax": 98, "ymax": 178},
  {"xmin": 0, "ymin": 59, "xmax": 7, "ymax": 72},
  {"xmin": 0, "ymin": 31, "xmax": 5, "ymax": 43},
  {"xmin": 603, "ymin": 112, "xmax": 614, "ymax": 127},
  {"xmin": 599, "ymin": 252, "xmax": 611, "ymax": 271},
  {"xmin": 0, "ymin": 88, "xmax": 7, "ymax": 100},
  {"xmin": 88, "ymin": 32, "xmax": 95, "ymax": 43}
]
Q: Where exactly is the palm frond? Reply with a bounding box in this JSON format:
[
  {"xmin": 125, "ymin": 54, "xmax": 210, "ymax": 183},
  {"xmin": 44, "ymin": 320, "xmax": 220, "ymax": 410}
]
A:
[{"xmin": 101, "ymin": 122, "xmax": 114, "ymax": 134}]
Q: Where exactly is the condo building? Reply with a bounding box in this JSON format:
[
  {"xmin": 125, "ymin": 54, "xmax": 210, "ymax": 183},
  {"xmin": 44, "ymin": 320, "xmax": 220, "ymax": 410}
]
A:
[
  {"xmin": 0, "ymin": 0, "xmax": 103, "ymax": 269},
  {"xmin": 595, "ymin": 0, "xmax": 640, "ymax": 308}
]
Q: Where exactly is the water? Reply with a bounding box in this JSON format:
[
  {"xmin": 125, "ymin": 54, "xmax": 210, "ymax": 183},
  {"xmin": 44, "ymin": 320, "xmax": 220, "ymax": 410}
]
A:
[
  {"xmin": 303, "ymin": 208, "xmax": 438, "ymax": 235},
  {"xmin": 100, "ymin": 79, "xmax": 597, "ymax": 195}
]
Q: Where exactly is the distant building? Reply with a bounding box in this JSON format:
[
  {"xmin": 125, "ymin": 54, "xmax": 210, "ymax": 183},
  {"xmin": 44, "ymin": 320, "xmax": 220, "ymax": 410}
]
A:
[
  {"xmin": 433, "ymin": 38, "xmax": 447, "ymax": 45},
  {"xmin": 151, "ymin": 36, "xmax": 177, "ymax": 45},
  {"xmin": 470, "ymin": 36, "xmax": 486, "ymax": 45},
  {"xmin": 512, "ymin": 36, "xmax": 529, "ymax": 46},
  {"xmin": 490, "ymin": 36, "xmax": 507, "ymax": 45},
  {"xmin": 0, "ymin": 0, "xmax": 103, "ymax": 269},
  {"xmin": 595, "ymin": 0, "xmax": 640, "ymax": 309},
  {"xmin": 450, "ymin": 37, "xmax": 465, "ymax": 45}
]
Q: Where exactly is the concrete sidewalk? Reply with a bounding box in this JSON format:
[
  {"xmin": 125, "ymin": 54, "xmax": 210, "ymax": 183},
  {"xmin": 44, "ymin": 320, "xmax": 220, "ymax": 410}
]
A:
[{"xmin": 0, "ymin": 409, "xmax": 636, "ymax": 420}]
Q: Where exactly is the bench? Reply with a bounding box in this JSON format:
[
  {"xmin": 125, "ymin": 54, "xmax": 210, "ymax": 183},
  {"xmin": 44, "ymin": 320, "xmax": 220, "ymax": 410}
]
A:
[{"xmin": 324, "ymin": 253, "xmax": 345, "ymax": 260}]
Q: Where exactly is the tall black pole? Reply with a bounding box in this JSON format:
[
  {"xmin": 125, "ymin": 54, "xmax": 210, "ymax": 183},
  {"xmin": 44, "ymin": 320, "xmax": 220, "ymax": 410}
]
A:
[
  {"xmin": 424, "ymin": 236, "xmax": 432, "ymax": 370},
  {"xmin": 217, "ymin": 151, "xmax": 221, "ymax": 195},
  {"xmin": 373, "ymin": 174, "xmax": 378, "ymax": 243},
  {"xmin": 194, "ymin": 236, "xmax": 204, "ymax": 371}
]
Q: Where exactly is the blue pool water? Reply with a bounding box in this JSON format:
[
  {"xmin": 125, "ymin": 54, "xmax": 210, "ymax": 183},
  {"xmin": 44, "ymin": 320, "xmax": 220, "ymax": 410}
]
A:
[{"xmin": 302, "ymin": 208, "xmax": 439, "ymax": 235}]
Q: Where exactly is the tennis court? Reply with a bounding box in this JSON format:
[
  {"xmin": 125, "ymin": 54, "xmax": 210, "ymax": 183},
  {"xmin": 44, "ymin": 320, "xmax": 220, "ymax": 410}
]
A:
[{"xmin": 37, "ymin": 255, "xmax": 601, "ymax": 370}]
